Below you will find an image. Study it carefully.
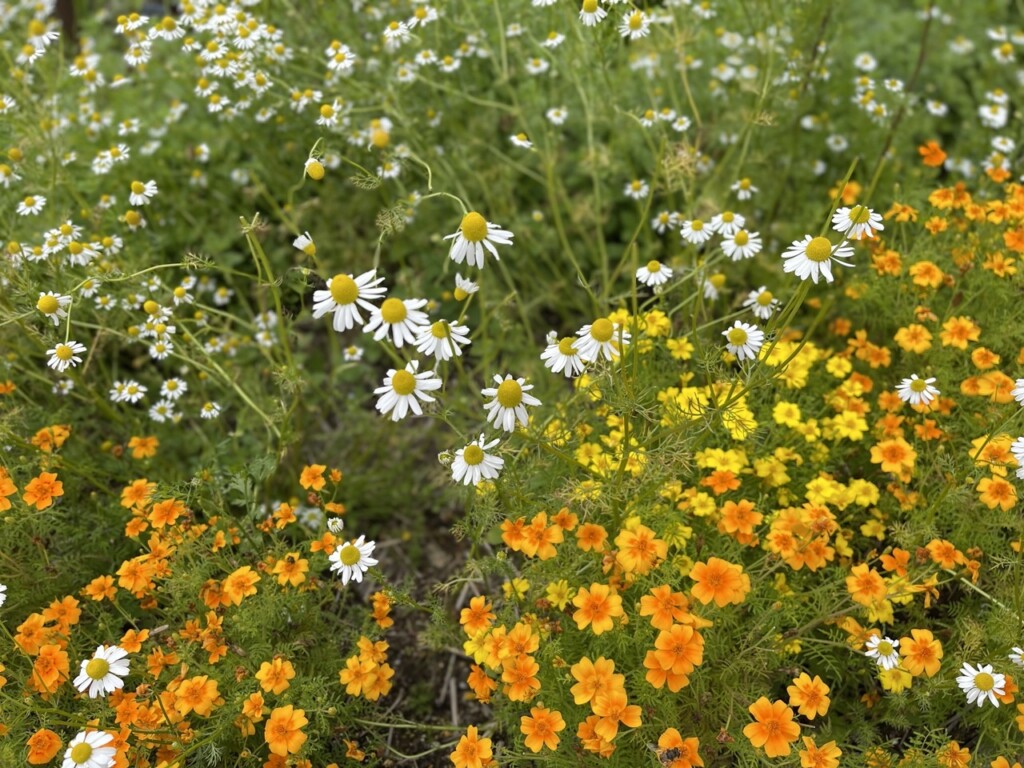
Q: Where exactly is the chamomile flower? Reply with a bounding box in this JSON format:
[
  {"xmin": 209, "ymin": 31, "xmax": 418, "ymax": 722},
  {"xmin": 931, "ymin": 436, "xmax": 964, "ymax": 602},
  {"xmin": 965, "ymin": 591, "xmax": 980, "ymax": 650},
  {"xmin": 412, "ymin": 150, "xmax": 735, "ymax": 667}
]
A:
[
  {"xmin": 723, "ymin": 321, "xmax": 764, "ymax": 361},
  {"xmin": 73, "ymin": 645, "xmax": 130, "ymax": 698},
  {"xmin": 454, "ymin": 273, "xmax": 479, "ymax": 301},
  {"xmin": 1012, "ymin": 378, "xmax": 1024, "ymax": 405},
  {"xmin": 482, "ymin": 374, "xmax": 541, "ymax": 432},
  {"xmin": 742, "ymin": 287, "xmax": 781, "ymax": 320},
  {"xmin": 47, "ymin": 341, "xmax": 86, "ymax": 372},
  {"xmin": 619, "ymin": 10, "xmax": 651, "ymax": 39},
  {"xmin": 364, "ymin": 296, "xmax": 429, "ymax": 347},
  {"xmin": 624, "ymin": 179, "xmax": 649, "ymax": 199},
  {"xmin": 731, "ymin": 177, "xmax": 758, "ymax": 199},
  {"xmin": 109, "ymin": 380, "xmax": 147, "ymax": 404},
  {"xmin": 63, "ymin": 730, "xmax": 116, "ymax": 768},
  {"xmin": 1011, "ymin": 438, "xmax": 1024, "ymax": 479},
  {"xmin": 579, "ymin": 0, "xmax": 607, "ymax": 26},
  {"xmin": 651, "ymin": 210, "xmax": 679, "ymax": 234},
  {"xmin": 128, "ymin": 179, "xmax": 158, "ymax": 205},
  {"xmin": 510, "ymin": 132, "xmax": 533, "ymax": 148},
  {"xmin": 781, "ymin": 235, "xmax": 854, "ymax": 284},
  {"xmin": 342, "ymin": 345, "xmax": 363, "ymax": 362},
  {"xmin": 329, "ymin": 535, "xmax": 378, "ymax": 585},
  {"xmin": 199, "ymin": 402, "xmax": 221, "ymax": 419},
  {"xmin": 957, "ymin": 662, "xmax": 1006, "ymax": 707},
  {"xmin": 546, "ymin": 106, "xmax": 569, "ymax": 125},
  {"xmin": 721, "ymin": 229, "xmax": 762, "ymax": 261},
  {"xmin": 160, "ymin": 378, "xmax": 187, "ymax": 400},
  {"xmin": 293, "ymin": 232, "xmax": 316, "ymax": 256},
  {"xmin": 831, "ymin": 205, "xmax": 883, "ymax": 240},
  {"xmin": 312, "ymin": 270, "xmax": 388, "ymax": 334},
  {"xmin": 0, "ymin": 583, "xmax": 6, "ymax": 607},
  {"xmin": 415, "ymin": 319, "xmax": 471, "ymax": 361},
  {"xmin": 680, "ymin": 218, "xmax": 714, "ymax": 245},
  {"xmin": 444, "ymin": 211, "xmax": 514, "ymax": 269},
  {"xmin": 864, "ymin": 634, "xmax": 901, "ymax": 670},
  {"xmin": 541, "ymin": 335, "xmax": 586, "ymax": 378},
  {"xmin": 575, "ymin": 318, "xmax": 630, "ymax": 362},
  {"xmin": 374, "ymin": 360, "xmax": 442, "ymax": 421},
  {"xmin": 896, "ymin": 374, "xmax": 939, "ymax": 406},
  {"xmin": 17, "ymin": 195, "xmax": 46, "ymax": 215},
  {"xmin": 36, "ymin": 292, "xmax": 71, "ymax": 326},
  {"xmin": 636, "ymin": 260, "xmax": 673, "ymax": 288},
  {"xmin": 451, "ymin": 434, "xmax": 504, "ymax": 485},
  {"xmin": 709, "ymin": 210, "xmax": 745, "ymax": 236}
]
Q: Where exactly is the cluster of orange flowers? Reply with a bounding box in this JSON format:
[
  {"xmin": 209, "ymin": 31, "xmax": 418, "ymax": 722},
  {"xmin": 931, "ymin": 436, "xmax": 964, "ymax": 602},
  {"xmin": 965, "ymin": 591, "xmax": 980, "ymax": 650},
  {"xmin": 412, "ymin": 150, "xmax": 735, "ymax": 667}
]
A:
[{"xmin": 338, "ymin": 636, "xmax": 395, "ymax": 702}]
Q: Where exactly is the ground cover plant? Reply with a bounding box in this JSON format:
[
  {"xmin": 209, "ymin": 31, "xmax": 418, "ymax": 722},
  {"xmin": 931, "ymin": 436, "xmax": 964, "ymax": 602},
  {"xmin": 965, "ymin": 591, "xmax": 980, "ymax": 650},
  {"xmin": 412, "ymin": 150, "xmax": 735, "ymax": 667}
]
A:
[{"xmin": 2, "ymin": 0, "xmax": 1024, "ymax": 766}]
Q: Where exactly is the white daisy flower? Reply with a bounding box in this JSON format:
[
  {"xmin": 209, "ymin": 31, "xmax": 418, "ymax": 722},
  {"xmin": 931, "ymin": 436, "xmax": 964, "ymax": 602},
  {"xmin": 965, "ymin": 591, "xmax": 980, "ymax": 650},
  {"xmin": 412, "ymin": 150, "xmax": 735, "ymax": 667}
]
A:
[
  {"xmin": 709, "ymin": 211, "xmax": 745, "ymax": 236},
  {"xmin": 482, "ymin": 373, "xmax": 542, "ymax": 432},
  {"xmin": 199, "ymin": 402, "xmax": 221, "ymax": 419},
  {"xmin": 832, "ymin": 205, "xmax": 883, "ymax": 240},
  {"xmin": 722, "ymin": 321, "xmax": 764, "ymax": 361},
  {"xmin": 293, "ymin": 232, "xmax": 316, "ymax": 256},
  {"xmin": 148, "ymin": 399, "xmax": 177, "ymax": 423},
  {"xmin": 327, "ymin": 517, "xmax": 345, "ymax": 534},
  {"xmin": 896, "ymin": 374, "xmax": 939, "ymax": 406},
  {"xmin": 62, "ymin": 729, "xmax": 116, "ymax": 768},
  {"xmin": 1009, "ymin": 647, "xmax": 1024, "ymax": 667},
  {"xmin": 160, "ymin": 378, "xmax": 187, "ymax": 400},
  {"xmin": 36, "ymin": 292, "xmax": 71, "ymax": 326},
  {"xmin": 1013, "ymin": 378, "xmax": 1024, "ymax": 405},
  {"xmin": 721, "ymin": 229, "xmax": 762, "ymax": 261},
  {"xmin": 781, "ymin": 235, "xmax": 854, "ymax": 284},
  {"xmin": 342, "ymin": 345, "xmax": 363, "ymax": 362},
  {"xmin": 374, "ymin": 360, "xmax": 442, "ymax": 421},
  {"xmin": 454, "ymin": 273, "xmax": 479, "ymax": 301},
  {"xmin": 47, "ymin": 341, "xmax": 87, "ymax": 372},
  {"xmin": 636, "ymin": 260, "xmax": 673, "ymax": 288},
  {"xmin": 624, "ymin": 179, "xmax": 649, "ymax": 200},
  {"xmin": 619, "ymin": 10, "xmax": 650, "ymax": 39},
  {"xmin": 651, "ymin": 211, "xmax": 679, "ymax": 234},
  {"xmin": 1011, "ymin": 438, "xmax": 1024, "ymax": 479},
  {"xmin": 329, "ymin": 535, "xmax": 378, "ymax": 585},
  {"xmin": 545, "ymin": 106, "xmax": 569, "ymax": 125},
  {"xmin": 109, "ymin": 380, "xmax": 147, "ymax": 404},
  {"xmin": 0, "ymin": 583, "xmax": 6, "ymax": 607},
  {"xmin": 364, "ymin": 297, "xmax": 429, "ymax": 347},
  {"xmin": 414, "ymin": 319, "xmax": 471, "ymax": 361},
  {"xmin": 680, "ymin": 218, "xmax": 714, "ymax": 245},
  {"xmin": 742, "ymin": 286, "xmax": 780, "ymax": 320},
  {"xmin": 956, "ymin": 662, "xmax": 1006, "ymax": 707},
  {"xmin": 312, "ymin": 270, "xmax": 388, "ymax": 333},
  {"xmin": 17, "ymin": 195, "xmax": 46, "ymax": 216},
  {"xmin": 74, "ymin": 645, "xmax": 130, "ymax": 698},
  {"xmin": 510, "ymin": 132, "xmax": 533, "ymax": 148},
  {"xmin": 579, "ymin": 0, "xmax": 607, "ymax": 26},
  {"xmin": 575, "ymin": 318, "xmax": 630, "ymax": 363},
  {"xmin": 864, "ymin": 634, "xmax": 901, "ymax": 670},
  {"xmin": 731, "ymin": 177, "xmax": 758, "ymax": 199},
  {"xmin": 541, "ymin": 335, "xmax": 586, "ymax": 378},
  {"xmin": 128, "ymin": 179, "xmax": 158, "ymax": 205},
  {"xmin": 444, "ymin": 211, "xmax": 513, "ymax": 269},
  {"xmin": 451, "ymin": 434, "xmax": 504, "ymax": 485}
]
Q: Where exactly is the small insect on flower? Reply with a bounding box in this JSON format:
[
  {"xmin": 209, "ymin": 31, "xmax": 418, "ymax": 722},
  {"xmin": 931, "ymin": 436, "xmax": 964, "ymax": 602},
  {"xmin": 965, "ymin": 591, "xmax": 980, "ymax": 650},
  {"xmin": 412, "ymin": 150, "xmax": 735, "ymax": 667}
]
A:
[
  {"xmin": 864, "ymin": 634, "xmax": 900, "ymax": 670},
  {"xmin": 47, "ymin": 341, "xmax": 87, "ymax": 372},
  {"xmin": 896, "ymin": 374, "xmax": 939, "ymax": 406},
  {"xmin": 73, "ymin": 645, "xmax": 130, "ymax": 698},
  {"xmin": 329, "ymin": 535, "xmax": 378, "ymax": 584},
  {"xmin": 636, "ymin": 260, "xmax": 674, "ymax": 288},
  {"xmin": 722, "ymin": 321, "xmax": 764, "ymax": 361},
  {"xmin": 444, "ymin": 211, "xmax": 514, "ymax": 269},
  {"xmin": 956, "ymin": 662, "xmax": 1006, "ymax": 707},
  {"xmin": 451, "ymin": 434, "xmax": 504, "ymax": 485},
  {"xmin": 374, "ymin": 360, "xmax": 442, "ymax": 421},
  {"xmin": 831, "ymin": 205, "xmax": 884, "ymax": 240},
  {"xmin": 482, "ymin": 373, "xmax": 542, "ymax": 432},
  {"xmin": 62, "ymin": 730, "xmax": 116, "ymax": 768},
  {"xmin": 312, "ymin": 269, "xmax": 388, "ymax": 333},
  {"xmin": 781, "ymin": 235, "xmax": 854, "ymax": 284}
]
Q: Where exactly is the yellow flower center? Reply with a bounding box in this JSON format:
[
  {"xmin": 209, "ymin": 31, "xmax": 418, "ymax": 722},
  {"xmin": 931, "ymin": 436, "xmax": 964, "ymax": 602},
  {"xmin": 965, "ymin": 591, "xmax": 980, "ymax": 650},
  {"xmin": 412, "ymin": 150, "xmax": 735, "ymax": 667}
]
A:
[
  {"xmin": 131, "ymin": 181, "xmax": 145, "ymax": 194},
  {"xmin": 496, "ymin": 379, "xmax": 523, "ymax": 408},
  {"xmin": 582, "ymin": 0, "xmax": 598, "ymax": 11},
  {"xmin": 876, "ymin": 640, "xmax": 894, "ymax": 656},
  {"xmin": 37, "ymin": 295, "xmax": 59, "ymax": 314},
  {"xmin": 320, "ymin": 104, "xmax": 334, "ymax": 119},
  {"xmin": 391, "ymin": 369, "xmax": 416, "ymax": 396},
  {"xmin": 370, "ymin": 128, "xmax": 390, "ymax": 149},
  {"xmin": 628, "ymin": 12, "xmax": 643, "ymax": 29},
  {"xmin": 974, "ymin": 672, "xmax": 995, "ymax": 691},
  {"xmin": 721, "ymin": 211, "xmax": 735, "ymax": 223},
  {"xmin": 462, "ymin": 445, "xmax": 485, "ymax": 465},
  {"xmin": 646, "ymin": 260, "xmax": 661, "ymax": 273},
  {"xmin": 739, "ymin": 178, "xmax": 751, "ymax": 189},
  {"xmin": 558, "ymin": 337, "xmax": 577, "ymax": 355},
  {"xmin": 709, "ymin": 274, "xmax": 726, "ymax": 288},
  {"xmin": 691, "ymin": 219, "xmax": 704, "ymax": 231},
  {"xmin": 174, "ymin": 286, "xmax": 187, "ymax": 298},
  {"xmin": 756, "ymin": 290, "xmax": 774, "ymax": 306},
  {"xmin": 727, "ymin": 328, "xmax": 748, "ymax": 345},
  {"xmin": 23, "ymin": 196, "xmax": 35, "ymax": 206},
  {"xmin": 590, "ymin": 318, "xmax": 614, "ymax": 343},
  {"xmin": 460, "ymin": 211, "xmax": 488, "ymax": 243},
  {"xmin": 125, "ymin": 211, "xmax": 141, "ymax": 226},
  {"xmin": 733, "ymin": 230, "xmax": 749, "ymax": 246},
  {"xmin": 339, "ymin": 544, "xmax": 362, "ymax": 566},
  {"xmin": 55, "ymin": 345, "xmax": 74, "ymax": 361},
  {"xmin": 430, "ymin": 320, "xmax": 451, "ymax": 339},
  {"xmin": 70, "ymin": 743, "xmax": 93, "ymax": 764},
  {"xmin": 144, "ymin": 300, "xmax": 160, "ymax": 315},
  {"xmin": 86, "ymin": 657, "xmax": 111, "ymax": 680},
  {"xmin": 379, "ymin": 298, "xmax": 407, "ymax": 324},
  {"xmin": 161, "ymin": 16, "xmax": 177, "ymax": 30},
  {"xmin": 330, "ymin": 275, "xmax": 358, "ymax": 305},
  {"xmin": 909, "ymin": 379, "xmax": 928, "ymax": 393},
  {"xmin": 849, "ymin": 205, "xmax": 871, "ymax": 223},
  {"xmin": 28, "ymin": 19, "xmax": 45, "ymax": 36},
  {"xmin": 805, "ymin": 237, "xmax": 833, "ymax": 263},
  {"xmin": 305, "ymin": 160, "xmax": 325, "ymax": 180}
]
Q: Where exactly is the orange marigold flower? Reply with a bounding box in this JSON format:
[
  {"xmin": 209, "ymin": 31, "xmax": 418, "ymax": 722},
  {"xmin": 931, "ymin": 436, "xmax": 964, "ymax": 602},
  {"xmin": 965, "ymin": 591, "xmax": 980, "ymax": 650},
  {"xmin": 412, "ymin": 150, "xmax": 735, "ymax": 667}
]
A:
[
  {"xmin": 977, "ymin": 476, "xmax": 1017, "ymax": 511},
  {"xmin": 657, "ymin": 728, "xmax": 704, "ymax": 768},
  {"xmin": 869, "ymin": 437, "xmax": 916, "ymax": 477},
  {"xmin": 26, "ymin": 728, "xmax": 62, "ymax": 765},
  {"xmin": 120, "ymin": 478, "xmax": 156, "ymax": 509},
  {"xmin": 148, "ymin": 498, "xmax": 185, "ymax": 528},
  {"xmin": 30, "ymin": 424, "xmax": 71, "ymax": 453},
  {"xmin": 689, "ymin": 557, "xmax": 750, "ymax": 607},
  {"xmin": 520, "ymin": 706, "xmax": 565, "ymax": 753},
  {"xmin": 450, "ymin": 725, "xmax": 492, "ymax": 768},
  {"xmin": 460, "ymin": 596, "xmax": 495, "ymax": 637},
  {"xmin": 520, "ymin": 512, "xmax": 563, "ymax": 560},
  {"xmin": 718, "ymin": 498, "xmax": 763, "ymax": 540},
  {"xmin": 0, "ymin": 467, "xmax": 17, "ymax": 511},
  {"xmin": 937, "ymin": 741, "xmax": 971, "ymax": 768},
  {"xmin": 799, "ymin": 737, "xmax": 842, "ymax": 768},
  {"xmin": 264, "ymin": 704, "xmax": 308, "ymax": 756},
  {"xmin": 221, "ymin": 565, "xmax": 260, "ymax": 606},
  {"xmin": 256, "ymin": 657, "xmax": 296, "ymax": 695},
  {"xmin": 846, "ymin": 563, "xmax": 887, "ymax": 606},
  {"xmin": 591, "ymin": 687, "xmax": 642, "ymax": 742},
  {"xmin": 899, "ymin": 628, "xmax": 943, "ymax": 677},
  {"xmin": 939, "ymin": 316, "xmax": 980, "ymax": 349},
  {"xmin": 299, "ymin": 464, "xmax": 326, "ymax": 491},
  {"xmin": 174, "ymin": 675, "xmax": 222, "ymax": 716},
  {"xmin": 743, "ymin": 697, "xmax": 800, "ymax": 757},
  {"xmin": 127, "ymin": 435, "xmax": 159, "ymax": 459},
  {"xmin": 571, "ymin": 583, "xmax": 623, "ymax": 635},
  {"xmin": 894, "ymin": 324, "xmax": 932, "ymax": 354},
  {"xmin": 82, "ymin": 575, "xmax": 117, "ymax": 601},
  {"xmin": 551, "ymin": 507, "xmax": 578, "ymax": 530},
  {"xmin": 30, "ymin": 644, "xmax": 69, "ymax": 695},
  {"xmin": 22, "ymin": 471, "xmax": 64, "ymax": 510},
  {"xmin": 918, "ymin": 141, "xmax": 947, "ymax": 167},
  {"xmin": 569, "ymin": 656, "xmax": 623, "ymax": 706},
  {"xmin": 576, "ymin": 523, "xmax": 608, "ymax": 552},
  {"xmin": 992, "ymin": 757, "xmax": 1023, "ymax": 768},
  {"xmin": 879, "ymin": 548, "xmax": 910, "ymax": 577},
  {"xmin": 467, "ymin": 664, "xmax": 497, "ymax": 703},
  {"xmin": 614, "ymin": 524, "xmax": 667, "ymax": 574},
  {"xmin": 338, "ymin": 656, "xmax": 377, "ymax": 697},
  {"xmin": 371, "ymin": 591, "xmax": 394, "ymax": 629},
  {"xmin": 652, "ymin": 624, "xmax": 705, "ymax": 676},
  {"xmin": 501, "ymin": 654, "xmax": 540, "ymax": 702},
  {"xmin": 639, "ymin": 585, "xmax": 691, "ymax": 630},
  {"xmin": 272, "ymin": 553, "xmax": 309, "ymax": 587},
  {"xmin": 787, "ymin": 673, "xmax": 831, "ymax": 719}
]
